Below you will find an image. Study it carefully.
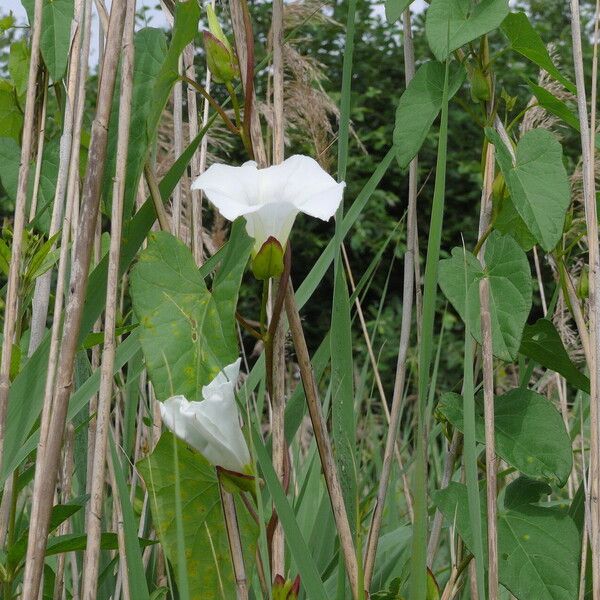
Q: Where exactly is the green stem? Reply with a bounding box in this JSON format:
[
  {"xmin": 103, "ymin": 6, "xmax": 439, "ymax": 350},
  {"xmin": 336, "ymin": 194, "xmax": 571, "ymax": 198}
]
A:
[
  {"xmin": 409, "ymin": 57, "xmax": 451, "ymax": 600},
  {"xmin": 226, "ymin": 81, "xmax": 242, "ymax": 130}
]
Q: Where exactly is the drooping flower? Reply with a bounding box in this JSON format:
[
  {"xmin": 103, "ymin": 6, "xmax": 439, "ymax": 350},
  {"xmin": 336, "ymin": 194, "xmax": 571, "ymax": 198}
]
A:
[
  {"xmin": 191, "ymin": 154, "xmax": 345, "ymax": 257},
  {"xmin": 160, "ymin": 359, "xmax": 251, "ymax": 473}
]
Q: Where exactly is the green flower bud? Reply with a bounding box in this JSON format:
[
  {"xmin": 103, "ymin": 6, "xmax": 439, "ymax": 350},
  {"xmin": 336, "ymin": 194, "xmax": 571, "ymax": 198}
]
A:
[
  {"xmin": 470, "ymin": 66, "xmax": 491, "ymax": 103},
  {"xmin": 251, "ymin": 236, "xmax": 285, "ymax": 280},
  {"xmin": 203, "ymin": 6, "xmax": 238, "ymax": 84},
  {"xmin": 577, "ymin": 265, "xmax": 589, "ymax": 300}
]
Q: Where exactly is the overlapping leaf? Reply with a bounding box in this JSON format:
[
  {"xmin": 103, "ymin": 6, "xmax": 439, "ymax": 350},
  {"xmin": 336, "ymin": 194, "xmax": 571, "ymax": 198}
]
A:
[
  {"xmin": 434, "ymin": 480, "xmax": 580, "ymax": 600},
  {"xmin": 438, "ymin": 388, "xmax": 573, "ymax": 486},
  {"xmin": 426, "ymin": 0, "xmax": 509, "ymax": 61},
  {"xmin": 130, "ymin": 225, "xmax": 250, "ymax": 401}
]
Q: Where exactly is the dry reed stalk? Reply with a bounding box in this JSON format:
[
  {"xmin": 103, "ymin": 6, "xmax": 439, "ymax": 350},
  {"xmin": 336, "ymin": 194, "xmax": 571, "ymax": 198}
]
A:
[
  {"xmin": 269, "ymin": 0, "xmax": 287, "ymax": 580},
  {"xmin": 0, "ymin": 0, "xmax": 44, "ymax": 473},
  {"xmin": 229, "ymin": 0, "xmax": 267, "ymax": 166},
  {"xmin": 284, "ymin": 284, "xmax": 360, "ymax": 599},
  {"xmin": 569, "ymin": 4, "xmax": 600, "ymax": 595},
  {"xmin": 172, "ymin": 61, "xmax": 184, "ymax": 238},
  {"xmin": 81, "ymin": 0, "xmax": 135, "ymax": 595},
  {"xmin": 219, "ymin": 484, "xmax": 249, "ymax": 600},
  {"xmin": 478, "ymin": 142, "xmax": 498, "ymax": 600},
  {"xmin": 21, "ymin": 0, "xmax": 128, "ymax": 595},
  {"xmin": 28, "ymin": 71, "xmax": 49, "ymax": 222},
  {"xmin": 28, "ymin": 0, "xmax": 89, "ymax": 355},
  {"xmin": 362, "ymin": 8, "xmax": 419, "ymax": 589}
]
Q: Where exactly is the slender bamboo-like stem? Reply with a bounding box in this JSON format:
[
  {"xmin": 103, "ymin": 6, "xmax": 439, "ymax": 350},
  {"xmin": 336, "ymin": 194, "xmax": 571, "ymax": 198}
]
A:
[
  {"xmin": 229, "ymin": 0, "xmax": 267, "ymax": 166},
  {"xmin": 478, "ymin": 142, "xmax": 498, "ymax": 600},
  {"xmin": 570, "ymin": 3, "xmax": 600, "ymax": 594},
  {"xmin": 28, "ymin": 0, "xmax": 90, "ymax": 356},
  {"xmin": 183, "ymin": 41, "xmax": 205, "ymax": 265},
  {"xmin": 0, "ymin": 0, "xmax": 44, "ymax": 474},
  {"xmin": 144, "ymin": 163, "xmax": 172, "ymax": 232},
  {"xmin": 363, "ymin": 9, "xmax": 419, "ymax": 588},
  {"xmin": 269, "ymin": 0, "xmax": 287, "ymax": 580},
  {"xmin": 21, "ymin": 1, "xmax": 128, "ymax": 596},
  {"xmin": 219, "ymin": 483, "xmax": 249, "ymax": 600},
  {"xmin": 172, "ymin": 57, "xmax": 184, "ymax": 239},
  {"xmin": 284, "ymin": 284, "xmax": 360, "ymax": 599},
  {"xmin": 81, "ymin": 1, "xmax": 135, "ymax": 596},
  {"xmin": 29, "ymin": 69, "xmax": 48, "ymax": 222}
]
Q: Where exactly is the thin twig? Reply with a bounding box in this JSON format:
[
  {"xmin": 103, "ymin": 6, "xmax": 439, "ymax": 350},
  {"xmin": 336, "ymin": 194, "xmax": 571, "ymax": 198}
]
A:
[{"xmin": 144, "ymin": 163, "xmax": 172, "ymax": 232}]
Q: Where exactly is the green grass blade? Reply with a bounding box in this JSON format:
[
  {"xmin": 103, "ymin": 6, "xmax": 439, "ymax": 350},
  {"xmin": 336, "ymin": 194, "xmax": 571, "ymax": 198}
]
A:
[
  {"xmin": 409, "ymin": 58, "xmax": 451, "ymax": 600},
  {"xmin": 109, "ymin": 432, "xmax": 151, "ymax": 600}
]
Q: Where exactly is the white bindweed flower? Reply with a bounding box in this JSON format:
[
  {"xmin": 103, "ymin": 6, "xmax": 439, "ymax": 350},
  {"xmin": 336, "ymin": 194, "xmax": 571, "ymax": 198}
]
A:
[
  {"xmin": 191, "ymin": 154, "xmax": 345, "ymax": 255},
  {"xmin": 160, "ymin": 358, "xmax": 251, "ymax": 473}
]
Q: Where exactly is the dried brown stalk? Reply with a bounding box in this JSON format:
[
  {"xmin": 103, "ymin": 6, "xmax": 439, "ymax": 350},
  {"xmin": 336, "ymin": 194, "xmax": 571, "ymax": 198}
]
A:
[
  {"xmin": 284, "ymin": 284, "xmax": 360, "ymax": 599},
  {"xmin": 81, "ymin": 0, "xmax": 135, "ymax": 595},
  {"xmin": 363, "ymin": 7, "xmax": 418, "ymax": 589},
  {"xmin": 21, "ymin": 0, "xmax": 129, "ymax": 595},
  {"xmin": 0, "ymin": 0, "xmax": 44, "ymax": 474},
  {"xmin": 569, "ymin": 3, "xmax": 600, "ymax": 594}
]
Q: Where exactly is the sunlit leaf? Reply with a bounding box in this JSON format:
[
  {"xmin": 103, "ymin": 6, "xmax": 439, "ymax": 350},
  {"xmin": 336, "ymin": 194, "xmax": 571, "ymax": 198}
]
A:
[{"xmin": 426, "ymin": 0, "xmax": 509, "ymax": 62}]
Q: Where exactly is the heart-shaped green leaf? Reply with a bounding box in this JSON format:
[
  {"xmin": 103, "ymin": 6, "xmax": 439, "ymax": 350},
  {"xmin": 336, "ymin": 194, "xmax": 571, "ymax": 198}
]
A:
[
  {"xmin": 438, "ymin": 388, "xmax": 573, "ymax": 486},
  {"xmin": 434, "ymin": 481, "xmax": 580, "ymax": 600},
  {"xmin": 426, "ymin": 0, "xmax": 509, "ymax": 62},
  {"xmin": 138, "ymin": 433, "xmax": 258, "ymax": 600},
  {"xmin": 130, "ymin": 224, "xmax": 251, "ymax": 400},
  {"xmin": 438, "ymin": 231, "xmax": 532, "ymax": 361},
  {"xmin": 487, "ymin": 127, "xmax": 570, "ymax": 251}
]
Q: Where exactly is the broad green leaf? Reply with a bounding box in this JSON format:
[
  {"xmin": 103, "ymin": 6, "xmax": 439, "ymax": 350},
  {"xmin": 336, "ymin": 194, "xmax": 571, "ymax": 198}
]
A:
[
  {"xmin": 434, "ymin": 481, "xmax": 580, "ymax": 600},
  {"xmin": 425, "ymin": 0, "xmax": 509, "ymax": 62},
  {"xmin": 22, "ymin": 0, "xmax": 74, "ymax": 81},
  {"xmin": 438, "ymin": 388, "xmax": 573, "ymax": 485},
  {"xmin": 0, "ymin": 82, "xmax": 23, "ymax": 140},
  {"xmin": 520, "ymin": 318, "xmax": 590, "ymax": 393},
  {"xmin": 385, "ymin": 0, "xmax": 412, "ymax": 24},
  {"xmin": 438, "ymin": 231, "xmax": 532, "ymax": 361},
  {"xmin": 138, "ymin": 433, "xmax": 257, "ymax": 600},
  {"xmin": 103, "ymin": 28, "xmax": 168, "ymax": 217},
  {"xmin": 501, "ymin": 12, "xmax": 575, "ymax": 93},
  {"xmin": 494, "ymin": 194, "xmax": 536, "ymax": 251},
  {"xmin": 393, "ymin": 61, "xmax": 465, "ymax": 168},
  {"xmin": 487, "ymin": 128, "xmax": 570, "ymax": 251},
  {"xmin": 9, "ymin": 41, "xmax": 30, "ymax": 97},
  {"xmin": 130, "ymin": 228, "xmax": 249, "ymax": 400}
]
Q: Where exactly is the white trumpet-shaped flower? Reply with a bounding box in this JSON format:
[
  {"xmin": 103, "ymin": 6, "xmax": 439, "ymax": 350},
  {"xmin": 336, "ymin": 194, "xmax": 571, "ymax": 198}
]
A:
[
  {"xmin": 191, "ymin": 154, "xmax": 345, "ymax": 254},
  {"xmin": 160, "ymin": 359, "xmax": 251, "ymax": 473}
]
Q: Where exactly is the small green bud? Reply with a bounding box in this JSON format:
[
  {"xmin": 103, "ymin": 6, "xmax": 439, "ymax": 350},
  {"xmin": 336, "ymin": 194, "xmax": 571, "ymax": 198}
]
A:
[
  {"xmin": 203, "ymin": 6, "xmax": 238, "ymax": 84},
  {"xmin": 251, "ymin": 237, "xmax": 284, "ymax": 280},
  {"xmin": 470, "ymin": 66, "xmax": 491, "ymax": 103},
  {"xmin": 577, "ymin": 265, "xmax": 589, "ymax": 300}
]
